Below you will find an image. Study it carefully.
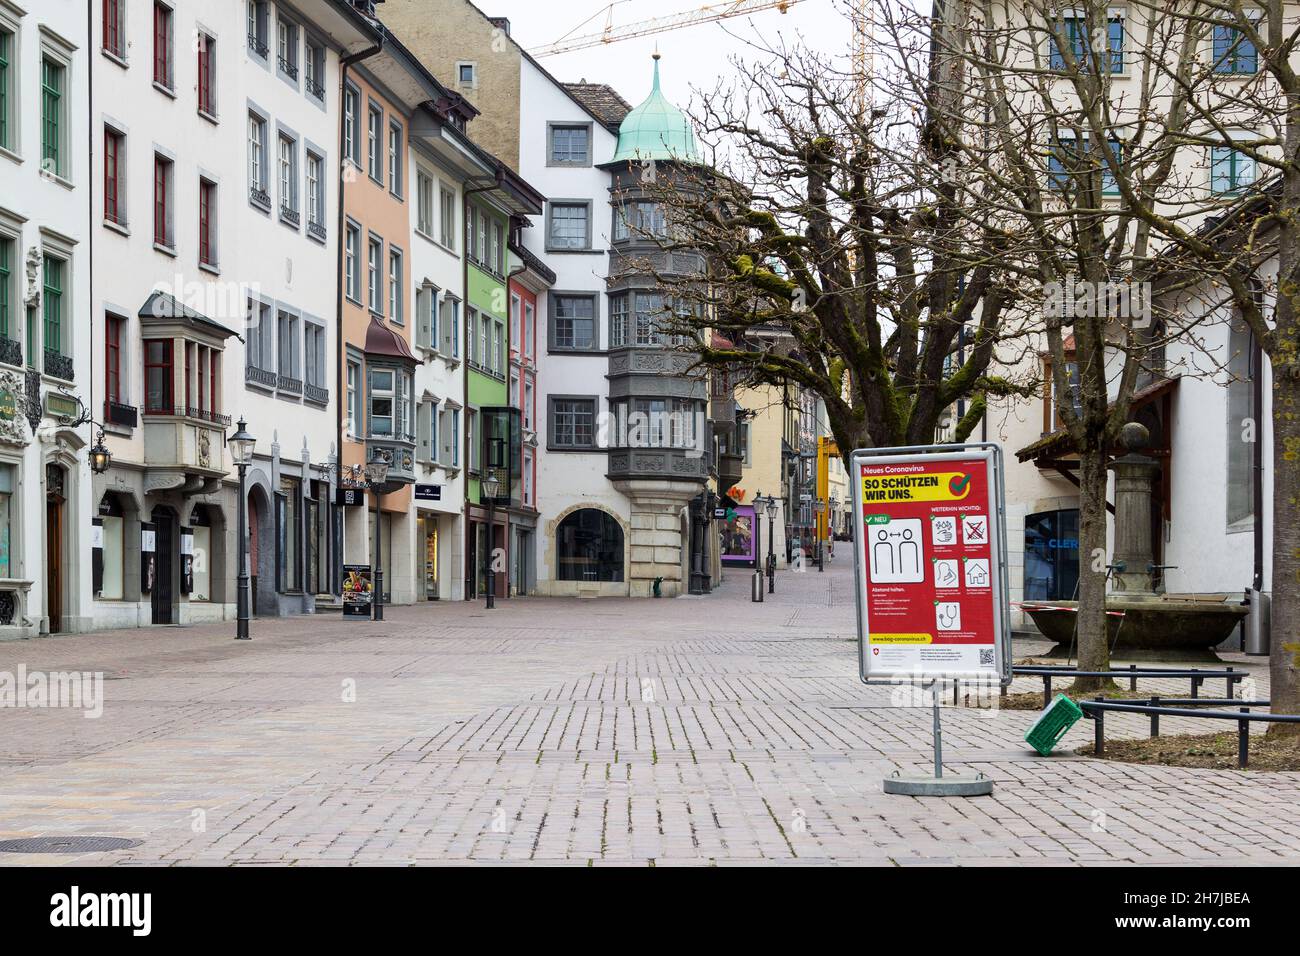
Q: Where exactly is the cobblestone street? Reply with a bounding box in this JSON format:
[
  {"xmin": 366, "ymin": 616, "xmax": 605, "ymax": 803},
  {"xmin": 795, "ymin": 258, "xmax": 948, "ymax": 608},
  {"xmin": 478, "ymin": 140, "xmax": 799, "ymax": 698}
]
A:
[{"xmin": 0, "ymin": 562, "xmax": 1296, "ymax": 866}]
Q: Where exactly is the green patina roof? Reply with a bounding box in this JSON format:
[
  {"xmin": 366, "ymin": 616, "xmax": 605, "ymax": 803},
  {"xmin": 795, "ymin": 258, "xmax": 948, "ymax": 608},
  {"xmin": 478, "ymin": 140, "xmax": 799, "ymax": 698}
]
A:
[{"xmin": 609, "ymin": 55, "xmax": 699, "ymax": 165}]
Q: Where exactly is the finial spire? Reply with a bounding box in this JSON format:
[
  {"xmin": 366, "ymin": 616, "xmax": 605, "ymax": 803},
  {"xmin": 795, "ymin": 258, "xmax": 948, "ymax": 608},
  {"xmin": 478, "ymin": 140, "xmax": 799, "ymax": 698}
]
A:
[{"xmin": 651, "ymin": 49, "xmax": 662, "ymax": 92}]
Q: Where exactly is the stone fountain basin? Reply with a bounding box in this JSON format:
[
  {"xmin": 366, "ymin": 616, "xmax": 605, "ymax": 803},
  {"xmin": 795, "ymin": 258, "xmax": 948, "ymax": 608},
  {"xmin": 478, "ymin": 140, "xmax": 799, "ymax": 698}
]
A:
[{"xmin": 1024, "ymin": 596, "xmax": 1248, "ymax": 662}]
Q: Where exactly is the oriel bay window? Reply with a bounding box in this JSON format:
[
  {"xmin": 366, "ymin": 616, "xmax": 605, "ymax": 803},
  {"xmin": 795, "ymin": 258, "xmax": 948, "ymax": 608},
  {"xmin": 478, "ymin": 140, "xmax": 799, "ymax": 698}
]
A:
[
  {"xmin": 183, "ymin": 341, "xmax": 221, "ymax": 420},
  {"xmin": 367, "ymin": 366, "xmax": 414, "ymax": 439},
  {"xmin": 144, "ymin": 338, "xmax": 174, "ymax": 413}
]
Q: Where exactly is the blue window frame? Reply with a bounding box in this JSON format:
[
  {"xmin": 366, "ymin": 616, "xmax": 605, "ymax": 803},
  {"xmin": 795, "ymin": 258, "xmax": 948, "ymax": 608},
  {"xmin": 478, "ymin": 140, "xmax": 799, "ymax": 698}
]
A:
[
  {"xmin": 1213, "ymin": 25, "xmax": 1257, "ymax": 75},
  {"xmin": 1049, "ymin": 15, "xmax": 1123, "ymax": 73},
  {"xmin": 1048, "ymin": 137, "xmax": 1122, "ymax": 195},
  {"xmin": 1211, "ymin": 146, "xmax": 1256, "ymax": 195}
]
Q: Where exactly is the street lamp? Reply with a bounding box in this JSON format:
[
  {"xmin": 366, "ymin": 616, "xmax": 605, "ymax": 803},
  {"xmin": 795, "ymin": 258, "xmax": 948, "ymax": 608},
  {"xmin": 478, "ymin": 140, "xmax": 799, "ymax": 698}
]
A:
[
  {"xmin": 366, "ymin": 456, "xmax": 390, "ymax": 622},
  {"xmin": 763, "ymin": 493, "xmax": 778, "ymax": 593},
  {"xmin": 828, "ymin": 494, "xmax": 840, "ymax": 558},
  {"xmin": 481, "ymin": 470, "xmax": 501, "ymax": 609},
  {"xmin": 88, "ymin": 427, "xmax": 112, "ymax": 475},
  {"xmin": 229, "ymin": 418, "xmax": 256, "ymax": 641}
]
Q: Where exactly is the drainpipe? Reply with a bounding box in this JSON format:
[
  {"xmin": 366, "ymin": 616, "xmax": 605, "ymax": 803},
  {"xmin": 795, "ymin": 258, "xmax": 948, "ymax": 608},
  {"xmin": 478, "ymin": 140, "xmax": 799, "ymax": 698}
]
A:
[
  {"xmin": 1249, "ymin": 276, "xmax": 1265, "ymax": 593},
  {"xmin": 334, "ymin": 37, "xmax": 382, "ymax": 587}
]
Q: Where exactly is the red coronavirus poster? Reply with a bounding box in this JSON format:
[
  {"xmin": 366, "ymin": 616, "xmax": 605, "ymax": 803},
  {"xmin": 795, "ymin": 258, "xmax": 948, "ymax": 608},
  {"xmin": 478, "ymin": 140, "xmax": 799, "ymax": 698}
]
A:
[{"xmin": 852, "ymin": 447, "xmax": 1009, "ymax": 684}]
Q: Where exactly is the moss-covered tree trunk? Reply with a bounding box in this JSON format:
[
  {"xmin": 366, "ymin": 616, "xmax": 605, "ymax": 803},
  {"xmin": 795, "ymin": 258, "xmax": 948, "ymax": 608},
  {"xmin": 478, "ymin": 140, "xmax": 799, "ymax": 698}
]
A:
[
  {"xmin": 1072, "ymin": 448, "xmax": 1113, "ymax": 691},
  {"xmin": 1271, "ymin": 368, "xmax": 1300, "ymax": 732}
]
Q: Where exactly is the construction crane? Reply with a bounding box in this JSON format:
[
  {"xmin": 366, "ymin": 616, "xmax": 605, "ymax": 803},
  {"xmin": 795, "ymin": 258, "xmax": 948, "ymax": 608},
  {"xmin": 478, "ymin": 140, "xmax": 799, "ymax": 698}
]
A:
[{"xmin": 531, "ymin": 0, "xmax": 804, "ymax": 58}]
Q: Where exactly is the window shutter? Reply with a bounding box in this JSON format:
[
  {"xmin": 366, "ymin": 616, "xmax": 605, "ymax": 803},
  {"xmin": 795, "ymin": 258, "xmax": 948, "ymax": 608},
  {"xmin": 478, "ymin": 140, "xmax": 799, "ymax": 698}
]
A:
[
  {"xmin": 417, "ymin": 291, "xmax": 432, "ymax": 349},
  {"xmin": 441, "ymin": 300, "xmax": 453, "ymax": 355},
  {"xmin": 417, "ymin": 401, "xmax": 431, "ymax": 462}
]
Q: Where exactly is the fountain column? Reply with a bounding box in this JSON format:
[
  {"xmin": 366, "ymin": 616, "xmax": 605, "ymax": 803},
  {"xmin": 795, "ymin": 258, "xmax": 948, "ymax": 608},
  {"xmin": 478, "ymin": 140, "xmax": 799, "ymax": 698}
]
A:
[{"xmin": 1108, "ymin": 421, "xmax": 1161, "ymax": 599}]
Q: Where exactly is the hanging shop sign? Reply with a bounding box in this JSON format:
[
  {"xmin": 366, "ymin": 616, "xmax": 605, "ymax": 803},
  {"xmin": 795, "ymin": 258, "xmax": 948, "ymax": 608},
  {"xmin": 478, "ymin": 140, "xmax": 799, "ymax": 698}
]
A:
[{"xmin": 850, "ymin": 444, "xmax": 1011, "ymax": 685}]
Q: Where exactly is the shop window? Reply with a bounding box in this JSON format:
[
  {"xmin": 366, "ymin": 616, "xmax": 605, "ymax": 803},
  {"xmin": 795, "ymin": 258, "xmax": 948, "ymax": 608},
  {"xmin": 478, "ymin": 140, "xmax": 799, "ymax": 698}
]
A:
[
  {"xmin": 556, "ymin": 509, "xmax": 624, "ymax": 582},
  {"xmin": 1024, "ymin": 509, "xmax": 1080, "ymax": 601}
]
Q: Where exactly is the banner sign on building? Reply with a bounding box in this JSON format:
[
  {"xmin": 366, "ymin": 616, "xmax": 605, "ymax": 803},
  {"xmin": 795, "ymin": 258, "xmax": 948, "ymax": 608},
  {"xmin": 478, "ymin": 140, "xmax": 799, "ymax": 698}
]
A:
[
  {"xmin": 337, "ymin": 487, "xmax": 365, "ymax": 507},
  {"xmin": 414, "ymin": 484, "xmax": 442, "ymax": 502},
  {"xmin": 342, "ymin": 564, "xmax": 372, "ymax": 618},
  {"xmin": 850, "ymin": 445, "xmax": 1011, "ymax": 685}
]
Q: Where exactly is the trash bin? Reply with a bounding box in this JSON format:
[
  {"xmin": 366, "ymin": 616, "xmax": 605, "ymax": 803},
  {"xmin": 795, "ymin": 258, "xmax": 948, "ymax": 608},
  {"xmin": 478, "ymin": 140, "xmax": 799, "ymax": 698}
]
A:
[
  {"xmin": 1244, "ymin": 587, "xmax": 1270, "ymax": 656},
  {"xmin": 751, "ymin": 570, "xmax": 764, "ymax": 602}
]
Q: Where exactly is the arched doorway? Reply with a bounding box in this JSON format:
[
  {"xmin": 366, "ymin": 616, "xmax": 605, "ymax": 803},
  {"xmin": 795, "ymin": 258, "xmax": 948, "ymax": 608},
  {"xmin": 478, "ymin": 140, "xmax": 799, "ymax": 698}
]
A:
[
  {"xmin": 45, "ymin": 463, "xmax": 66, "ymax": 632},
  {"xmin": 556, "ymin": 509, "xmax": 625, "ymax": 582},
  {"xmin": 149, "ymin": 505, "xmax": 177, "ymax": 624}
]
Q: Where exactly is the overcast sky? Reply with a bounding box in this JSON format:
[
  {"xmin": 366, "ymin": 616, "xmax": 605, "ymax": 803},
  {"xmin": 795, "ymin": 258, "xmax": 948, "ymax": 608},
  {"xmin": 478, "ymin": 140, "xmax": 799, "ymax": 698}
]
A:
[{"xmin": 489, "ymin": 0, "xmax": 851, "ymax": 112}]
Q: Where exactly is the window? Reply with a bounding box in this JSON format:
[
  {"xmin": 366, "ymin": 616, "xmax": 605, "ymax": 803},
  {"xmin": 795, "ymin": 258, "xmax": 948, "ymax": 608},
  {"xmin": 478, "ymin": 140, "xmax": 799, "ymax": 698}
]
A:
[
  {"xmin": 467, "ymin": 409, "xmax": 477, "ymax": 472},
  {"xmin": 440, "ymin": 297, "xmax": 459, "ymax": 357},
  {"xmin": 154, "ymin": 154, "xmax": 174, "ymax": 247},
  {"xmin": 344, "ymin": 223, "xmax": 361, "ymax": 300},
  {"xmin": 367, "ymin": 103, "xmax": 382, "ymax": 182},
  {"xmin": 245, "ymin": 298, "xmax": 273, "ymax": 372},
  {"xmin": 510, "ymin": 294, "xmax": 521, "ymax": 353},
  {"xmin": 103, "ymin": 0, "xmax": 125, "ymax": 59},
  {"xmin": 367, "ymin": 236, "xmax": 382, "ymax": 313},
  {"xmin": 0, "ymin": 236, "xmax": 12, "ymax": 342},
  {"xmin": 609, "ymin": 293, "xmax": 628, "ymax": 346},
  {"xmin": 634, "ymin": 292, "xmax": 664, "ymax": 345},
  {"xmin": 614, "ymin": 201, "xmax": 667, "ymax": 241},
  {"xmin": 553, "ymin": 295, "xmax": 596, "ymax": 350},
  {"xmin": 549, "ymin": 123, "xmax": 591, "ymax": 166},
  {"xmin": 551, "ymin": 398, "xmax": 596, "ymax": 448},
  {"xmin": 493, "ymin": 222, "xmax": 504, "ymax": 274},
  {"xmin": 416, "ymin": 170, "xmax": 433, "ymax": 236},
  {"xmin": 343, "ymin": 84, "xmax": 360, "ymax": 165},
  {"xmin": 415, "ymin": 287, "xmax": 434, "ymax": 349},
  {"xmin": 105, "ymin": 313, "xmax": 124, "ymax": 405},
  {"xmin": 1211, "ymin": 145, "xmax": 1256, "ymax": 195},
  {"xmin": 144, "ymin": 338, "xmax": 173, "ymax": 413},
  {"xmin": 523, "ymin": 380, "xmax": 533, "ymax": 430},
  {"xmin": 199, "ymin": 178, "xmax": 217, "ymax": 267},
  {"xmin": 248, "ymin": 112, "xmax": 269, "ymax": 205},
  {"xmin": 548, "ymin": 202, "xmax": 590, "ymax": 251},
  {"xmin": 457, "ymin": 62, "xmax": 475, "ymax": 87},
  {"xmin": 524, "ymin": 301, "xmax": 535, "ymax": 359},
  {"xmin": 556, "ymin": 509, "xmax": 624, "ymax": 582},
  {"xmin": 1048, "ymin": 136, "xmax": 1121, "ymax": 195},
  {"xmin": 480, "ymin": 314, "xmax": 489, "ymax": 368},
  {"xmin": 41, "ymin": 56, "xmax": 66, "ymax": 177},
  {"xmin": 279, "ymin": 476, "xmax": 301, "ymax": 592},
  {"xmin": 1213, "ymin": 24, "xmax": 1258, "ymax": 75},
  {"xmin": 304, "ymin": 40, "xmax": 325, "ymax": 99},
  {"xmin": 197, "ymin": 33, "xmax": 216, "ymax": 116},
  {"xmin": 42, "ymin": 254, "xmax": 65, "ymax": 362},
  {"xmin": 304, "ymin": 321, "xmax": 325, "ymax": 390},
  {"xmin": 278, "ymin": 133, "xmax": 298, "ymax": 221},
  {"xmin": 523, "ymin": 450, "xmax": 533, "ymax": 507},
  {"xmin": 444, "ymin": 407, "xmax": 460, "ymax": 466},
  {"xmin": 418, "ymin": 398, "xmax": 439, "ymax": 463},
  {"xmin": 1044, "ymin": 355, "xmax": 1082, "ymax": 429},
  {"xmin": 494, "ymin": 320, "xmax": 504, "ymax": 374},
  {"xmin": 0, "ymin": 465, "xmax": 14, "ymax": 578},
  {"xmin": 1024, "ymin": 509, "xmax": 1080, "ymax": 601},
  {"xmin": 368, "ymin": 368, "xmax": 394, "ymax": 436},
  {"xmin": 388, "ymin": 121, "xmax": 403, "ymax": 196},
  {"xmin": 440, "ymin": 185, "xmax": 456, "ymax": 248},
  {"xmin": 388, "ymin": 249, "xmax": 403, "ymax": 323},
  {"xmin": 306, "ymin": 151, "xmax": 324, "ymax": 231},
  {"xmin": 346, "ymin": 357, "xmax": 360, "ymax": 436},
  {"xmin": 1226, "ymin": 317, "xmax": 1257, "ymax": 527},
  {"xmin": 277, "ymin": 311, "xmax": 300, "ymax": 385},
  {"xmin": 104, "ymin": 128, "xmax": 125, "ymax": 225},
  {"xmin": 276, "ymin": 16, "xmax": 298, "ymax": 81},
  {"xmin": 0, "ymin": 29, "xmax": 11, "ymax": 151},
  {"xmin": 247, "ymin": 1, "xmax": 269, "ymax": 57},
  {"xmin": 153, "ymin": 2, "xmax": 174, "ymax": 89},
  {"xmin": 1048, "ymin": 13, "xmax": 1123, "ymax": 73},
  {"xmin": 466, "ymin": 307, "xmax": 477, "ymax": 365}
]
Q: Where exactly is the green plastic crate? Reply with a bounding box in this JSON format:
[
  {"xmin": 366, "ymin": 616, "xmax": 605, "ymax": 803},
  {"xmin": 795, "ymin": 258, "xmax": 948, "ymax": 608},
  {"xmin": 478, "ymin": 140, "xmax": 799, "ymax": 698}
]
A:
[{"xmin": 1024, "ymin": 693, "xmax": 1084, "ymax": 755}]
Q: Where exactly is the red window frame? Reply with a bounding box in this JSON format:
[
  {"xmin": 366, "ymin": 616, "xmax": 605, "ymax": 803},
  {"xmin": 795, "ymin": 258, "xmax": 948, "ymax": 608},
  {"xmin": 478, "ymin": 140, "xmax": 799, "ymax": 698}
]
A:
[
  {"xmin": 185, "ymin": 343, "xmax": 193, "ymax": 415},
  {"xmin": 103, "ymin": 0, "xmax": 122, "ymax": 57},
  {"xmin": 104, "ymin": 130, "xmax": 122, "ymax": 224},
  {"xmin": 144, "ymin": 338, "xmax": 173, "ymax": 414},
  {"xmin": 153, "ymin": 2, "xmax": 171, "ymax": 88},
  {"xmin": 199, "ymin": 179, "xmax": 215, "ymax": 265},
  {"xmin": 210, "ymin": 350, "xmax": 218, "ymax": 417},
  {"xmin": 154, "ymin": 155, "xmax": 170, "ymax": 247},
  {"xmin": 105, "ymin": 314, "xmax": 122, "ymax": 404},
  {"xmin": 197, "ymin": 34, "xmax": 214, "ymax": 115}
]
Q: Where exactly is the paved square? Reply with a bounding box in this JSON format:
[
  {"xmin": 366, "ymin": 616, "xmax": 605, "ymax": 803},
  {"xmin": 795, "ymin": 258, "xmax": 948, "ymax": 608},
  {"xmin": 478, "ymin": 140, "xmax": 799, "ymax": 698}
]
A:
[{"xmin": 0, "ymin": 563, "xmax": 1296, "ymax": 865}]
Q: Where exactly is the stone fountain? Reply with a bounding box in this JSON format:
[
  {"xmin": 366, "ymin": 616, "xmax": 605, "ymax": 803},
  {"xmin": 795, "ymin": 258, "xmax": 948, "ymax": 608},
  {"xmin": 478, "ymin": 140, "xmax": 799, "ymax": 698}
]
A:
[{"xmin": 1024, "ymin": 422, "xmax": 1247, "ymax": 661}]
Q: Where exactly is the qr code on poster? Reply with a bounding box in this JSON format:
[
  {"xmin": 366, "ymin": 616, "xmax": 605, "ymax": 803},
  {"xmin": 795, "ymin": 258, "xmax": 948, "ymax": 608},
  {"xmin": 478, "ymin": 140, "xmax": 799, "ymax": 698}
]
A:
[{"xmin": 978, "ymin": 648, "xmax": 995, "ymax": 666}]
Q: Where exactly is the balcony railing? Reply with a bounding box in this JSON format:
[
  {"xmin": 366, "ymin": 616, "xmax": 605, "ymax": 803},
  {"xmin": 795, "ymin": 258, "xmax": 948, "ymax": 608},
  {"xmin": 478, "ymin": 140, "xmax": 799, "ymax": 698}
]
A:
[
  {"xmin": 104, "ymin": 400, "xmax": 138, "ymax": 429},
  {"xmin": 278, "ymin": 55, "xmax": 298, "ymax": 80},
  {"xmin": 245, "ymin": 365, "xmax": 276, "ymax": 389},
  {"xmin": 248, "ymin": 33, "xmax": 268, "ymax": 57},
  {"xmin": 280, "ymin": 204, "xmax": 300, "ymax": 227},
  {"xmin": 250, "ymin": 185, "xmax": 271, "ymax": 210},
  {"xmin": 0, "ymin": 336, "xmax": 22, "ymax": 367},
  {"xmin": 277, "ymin": 374, "xmax": 302, "ymax": 395},
  {"xmin": 307, "ymin": 220, "xmax": 327, "ymax": 242},
  {"xmin": 304, "ymin": 383, "xmax": 329, "ymax": 405},
  {"xmin": 44, "ymin": 349, "xmax": 74, "ymax": 382},
  {"xmin": 184, "ymin": 406, "xmax": 232, "ymax": 426},
  {"xmin": 305, "ymin": 75, "xmax": 325, "ymax": 99}
]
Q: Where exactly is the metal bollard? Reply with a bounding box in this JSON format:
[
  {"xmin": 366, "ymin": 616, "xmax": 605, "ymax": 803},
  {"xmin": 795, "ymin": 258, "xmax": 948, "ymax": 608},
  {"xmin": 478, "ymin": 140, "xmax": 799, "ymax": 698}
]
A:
[
  {"xmin": 1043, "ymin": 675, "xmax": 1052, "ymax": 709},
  {"xmin": 1226, "ymin": 666, "xmax": 1236, "ymax": 699},
  {"xmin": 1191, "ymin": 676, "xmax": 1201, "ymax": 699},
  {"xmin": 1150, "ymin": 695, "xmax": 1160, "ymax": 738},
  {"xmin": 1093, "ymin": 702, "xmax": 1105, "ymax": 756},
  {"xmin": 1238, "ymin": 707, "xmax": 1249, "ymax": 769}
]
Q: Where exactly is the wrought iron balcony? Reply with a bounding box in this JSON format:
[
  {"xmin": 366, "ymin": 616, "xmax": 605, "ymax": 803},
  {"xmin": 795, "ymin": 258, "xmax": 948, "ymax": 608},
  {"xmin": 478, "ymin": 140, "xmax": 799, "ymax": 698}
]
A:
[
  {"xmin": 0, "ymin": 336, "xmax": 22, "ymax": 368},
  {"xmin": 304, "ymin": 383, "xmax": 328, "ymax": 405},
  {"xmin": 248, "ymin": 33, "xmax": 268, "ymax": 57},
  {"xmin": 183, "ymin": 406, "xmax": 231, "ymax": 426},
  {"xmin": 104, "ymin": 400, "xmax": 138, "ymax": 429},
  {"xmin": 306, "ymin": 75, "xmax": 325, "ymax": 99},
  {"xmin": 278, "ymin": 56, "xmax": 298, "ymax": 80},
  {"xmin": 44, "ymin": 349, "xmax": 74, "ymax": 382}
]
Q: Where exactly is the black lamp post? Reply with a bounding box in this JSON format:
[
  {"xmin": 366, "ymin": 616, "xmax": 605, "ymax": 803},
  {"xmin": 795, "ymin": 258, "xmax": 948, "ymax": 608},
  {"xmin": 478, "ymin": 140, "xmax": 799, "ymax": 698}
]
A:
[
  {"xmin": 367, "ymin": 457, "xmax": 390, "ymax": 622},
  {"xmin": 815, "ymin": 498, "xmax": 826, "ymax": 572},
  {"xmin": 828, "ymin": 494, "xmax": 840, "ymax": 556},
  {"xmin": 763, "ymin": 493, "xmax": 778, "ymax": 593},
  {"xmin": 481, "ymin": 470, "xmax": 500, "ymax": 609},
  {"xmin": 229, "ymin": 418, "xmax": 255, "ymax": 641}
]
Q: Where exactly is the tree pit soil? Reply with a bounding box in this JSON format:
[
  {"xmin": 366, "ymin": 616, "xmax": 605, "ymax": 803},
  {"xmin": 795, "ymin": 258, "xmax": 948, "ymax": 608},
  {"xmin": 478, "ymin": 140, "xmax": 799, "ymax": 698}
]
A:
[{"xmin": 1077, "ymin": 731, "xmax": 1300, "ymax": 772}]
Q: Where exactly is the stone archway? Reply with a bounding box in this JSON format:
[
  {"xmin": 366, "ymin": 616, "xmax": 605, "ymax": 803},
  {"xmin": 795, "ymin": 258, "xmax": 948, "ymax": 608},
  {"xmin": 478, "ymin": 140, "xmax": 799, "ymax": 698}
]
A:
[
  {"xmin": 544, "ymin": 502, "xmax": 632, "ymax": 591},
  {"xmin": 246, "ymin": 481, "xmax": 275, "ymax": 617}
]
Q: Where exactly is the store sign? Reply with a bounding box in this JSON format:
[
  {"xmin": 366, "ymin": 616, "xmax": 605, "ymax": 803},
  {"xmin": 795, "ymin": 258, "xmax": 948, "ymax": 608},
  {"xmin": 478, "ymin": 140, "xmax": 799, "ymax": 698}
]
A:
[
  {"xmin": 0, "ymin": 388, "xmax": 15, "ymax": 422},
  {"xmin": 342, "ymin": 565, "xmax": 372, "ymax": 619},
  {"xmin": 851, "ymin": 445, "xmax": 1010, "ymax": 684},
  {"xmin": 414, "ymin": 484, "xmax": 442, "ymax": 502},
  {"xmin": 44, "ymin": 392, "xmax": 79, "ymax": 419},
  {"xmin": 337, "ymin": 487, "xmax": 365, "ymax": 507}
]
